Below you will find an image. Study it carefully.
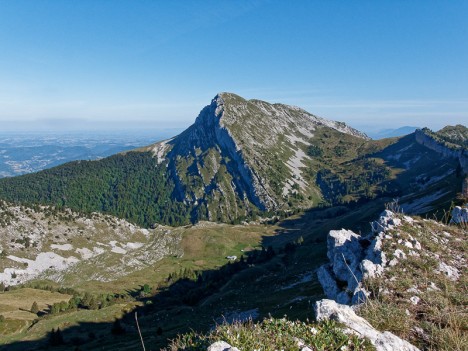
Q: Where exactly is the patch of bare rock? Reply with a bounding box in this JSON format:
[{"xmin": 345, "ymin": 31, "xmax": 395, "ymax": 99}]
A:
[{"xmin": 315, "ymin": 210, "xmax": 421, "ymax": 351}]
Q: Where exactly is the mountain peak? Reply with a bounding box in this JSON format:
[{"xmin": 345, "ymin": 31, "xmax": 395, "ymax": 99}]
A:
[
  {"xmin": 11, "ymin": 93, "xmax": 462, "ymax": 228},
  {"xmin": 150, "ymin": 93, "xmax": 373, "ymax": 218}
]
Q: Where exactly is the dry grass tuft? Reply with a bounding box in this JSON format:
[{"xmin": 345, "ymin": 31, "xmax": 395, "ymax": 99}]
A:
[{"xmin": 359, "ymin": 217, "xmax": 467, "ymax": 351}]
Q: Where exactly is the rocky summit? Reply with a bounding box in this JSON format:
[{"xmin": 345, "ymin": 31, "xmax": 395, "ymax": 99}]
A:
[{"xmin": 144, "ymin": 92, "xmax": 369, "ymax": 220}]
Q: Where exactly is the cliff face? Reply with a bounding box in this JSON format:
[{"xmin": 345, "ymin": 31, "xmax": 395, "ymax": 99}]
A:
[
  {"xmin": 147, "ymin": 92, "xmax": 370, "ymax": 222},
  {"xmin": 164, "ymin": 94, "xmax": 270, "ymax": 221},
  {"xmin": 415, "ymin": 129, "xmax": 468, "ymax": 173}
]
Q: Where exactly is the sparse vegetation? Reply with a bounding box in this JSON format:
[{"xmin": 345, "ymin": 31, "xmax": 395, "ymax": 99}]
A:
[
  {"xmin": 168, "ymin": 317, "xmax": 375, "ymax": 351},
  {"xmin": 358, "ymin": 217, "xmax": 467, "ymax": 351}
]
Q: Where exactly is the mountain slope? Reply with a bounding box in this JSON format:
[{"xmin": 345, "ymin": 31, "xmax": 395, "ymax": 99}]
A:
[
  {"xmin": 143, "ymin": 93, "xmax": 370, "ymax": 218},
  {"xmin": 0, "ymin": 94, "xmax": 464, "ymax": 227},
  {"xmin": 0, "ymin": 200, "xmax": 181, "ymax": 287},
  {"xmin": 435, "ymin": 124, "xmax": 468, "ymax": 147}
]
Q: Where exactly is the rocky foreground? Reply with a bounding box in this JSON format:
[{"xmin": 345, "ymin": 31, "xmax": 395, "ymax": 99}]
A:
[{"xmin": 183, "ymin": 206, "xmax": 466, "ymax": 351}]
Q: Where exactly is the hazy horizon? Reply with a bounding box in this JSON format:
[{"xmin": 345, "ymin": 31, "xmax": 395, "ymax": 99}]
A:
[{"xmin": 1, "ymin": 1, "xmax": 467, "ymax": 133}]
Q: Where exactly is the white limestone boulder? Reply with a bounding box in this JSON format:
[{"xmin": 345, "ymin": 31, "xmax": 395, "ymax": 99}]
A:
[
  {"xmin": 207, "ymin": 341, "xmax": 240, "ymax": 351},
  {"xmin": 315, "ymin": 299, "xmax": 420, "ymax": 351},
  {"xmin": 450, "ymin": 205, "xmax": 468, "ymax": 224}
]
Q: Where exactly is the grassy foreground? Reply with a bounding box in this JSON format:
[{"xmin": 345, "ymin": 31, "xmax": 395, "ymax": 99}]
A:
[
  {"xmin": 168, "ymin": 318, "xmax": 375, "ymax": 351},
  {"xmin": 359, "ymin": 216, "xmax": 467, "ymax": 351}
]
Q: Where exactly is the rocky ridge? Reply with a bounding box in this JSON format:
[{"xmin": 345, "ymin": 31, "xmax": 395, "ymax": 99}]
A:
[
  {"xmin": 145, "ymin": 93, "xmax": 370, "ymax": 221},
  {"xmin": 314, "ymin": 210, "xmax": 422, "ymax": 350},
  {"xmin": 415, "ymin": 128, "xmax": 468, "ymax": 173},
  {"xmin": 317, "ymin": 210, "xmax": 414, "ymax": 305}
]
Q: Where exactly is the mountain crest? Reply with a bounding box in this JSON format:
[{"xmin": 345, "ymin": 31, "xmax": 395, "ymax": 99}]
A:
[
  {"xmin": 0, "ymin": 93, "xmax": 463, "ymax": 227},
  {"xmin": 145, "ymin": 93, "xmax": 373, "ymax": 221}
]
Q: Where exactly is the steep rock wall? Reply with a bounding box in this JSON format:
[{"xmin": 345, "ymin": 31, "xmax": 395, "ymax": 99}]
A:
[
  {"xmin": 415, "ymin": 129, "xmax": 468, "ymax": 173},
  {"xmin": 165, "ymin": 95, "xmax": 270, "ymax": 217}
]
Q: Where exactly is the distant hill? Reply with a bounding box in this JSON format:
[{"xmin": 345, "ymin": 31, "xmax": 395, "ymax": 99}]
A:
[
  {"xmin": 369, "ymin": 126, "xmax": 419, "ymax": 139},
  {"xmin": 0, "ymin": 131, "xmax": 180, "ymax": 178}
]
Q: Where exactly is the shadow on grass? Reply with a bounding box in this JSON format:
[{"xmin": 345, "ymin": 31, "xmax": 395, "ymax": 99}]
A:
[{"xmin": 0, "ymin": 199, "xmax": 389, "ymax": 351}]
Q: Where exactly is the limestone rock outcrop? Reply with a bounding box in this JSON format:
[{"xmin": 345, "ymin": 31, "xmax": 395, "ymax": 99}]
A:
[
  {"xmin": 450, "ymin": 205, "xmax": 468, "ymax": 224},
  {"xmin": 317, "ymin": 210, "xmax": 401, "ymax": 305},
  {"xmin": 207, "ymin": 341, "xmax": 240, "ymax": 351},
  {"xmin": 315, "ymin": 299, "xmax": 420, "ymax": 351}
]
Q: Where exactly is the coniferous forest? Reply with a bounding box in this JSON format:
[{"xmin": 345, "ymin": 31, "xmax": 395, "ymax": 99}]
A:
[{"xmin": 0, "ymin": 152, "xmax": 195, "ymax": 227}]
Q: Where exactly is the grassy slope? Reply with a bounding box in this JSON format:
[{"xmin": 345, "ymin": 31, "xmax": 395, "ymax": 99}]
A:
[
  {"xmin": 0, "ymin": 220, "xmax": 276, "ymax": 347},
  {"xmin": 374, "ymin": 134, "xmax": 463, "ymax": 218},
  {"xmin": 0, "ymin": 190, "xmax": 463, "ymax": 350},
  {"xmin": 0, "ymin": 197, "xmax": 388, "ymax": 350},
  {"xmin": 168, "ymin": 318, "xmax": 375, "ymax": 351},
  {"xmin": 69, "ymin": 222, "xmax": 276, "ymax": 293},
  {"xmin": 359, "ymin": 217, "xmax": 467, "ymax": 351},
  {"xmin": 0, "ymin": 289, "xmax": 72, "ymax": 343}
]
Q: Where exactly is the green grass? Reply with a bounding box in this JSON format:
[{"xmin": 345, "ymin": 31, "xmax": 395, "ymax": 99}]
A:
[
  {"xmin": 0, "ymin": 303, "xmax": 133, "ymax": 348},
  {"xmin": 63, "ymin": 221, "xmax": 277, "ymax": 294},
  {"xmin": 168, "ymin": 317, "xmax": 375, "ymax": 351},
  {"xmin": 0, "ymin": 220, "xmax": 279, "ymax": 348},
  {"xmin": 0, "ymin": 289, "xmax": 72, "ymax": 319},
  {"xmin": 0, "ymin": 288, "xmax": 72, "ymax": 341},
  {"xmin": 0, "ymin": 320, "xmax": 28, "ymax": 337},
  {"xmin": 358, "ymin": 217, "xmax": 468, "ymax": 351}
]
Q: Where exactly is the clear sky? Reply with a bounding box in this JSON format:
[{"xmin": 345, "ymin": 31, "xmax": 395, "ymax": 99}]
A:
[{"xmin": 0, "ymin": 0, "xmax": 467, "ymax": 134}]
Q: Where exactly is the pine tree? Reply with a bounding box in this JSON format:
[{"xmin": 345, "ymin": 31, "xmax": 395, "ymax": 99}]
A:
[
  {"xmin": 142, "ymin": 284, "xmax": 151, "ymax": 295},
  {"xmin": 31, "ymin": 301, "xmax": 39, "ymax": 314},
  {"xmin": 50, "ymin": 303, "xmax": 60, "ymax": 314},
  {"xmin": 88, "ymin": 297, "xmax": 99, "ymax": 310},
  {"xmin": 81, "ymin": 292, "xmax": 92, "ymax": 308}
]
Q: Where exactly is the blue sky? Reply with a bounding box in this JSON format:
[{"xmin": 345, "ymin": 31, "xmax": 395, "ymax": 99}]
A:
[{"xmin": 0, "ymin": 0, "xmax": 467, "ymax": 134}]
